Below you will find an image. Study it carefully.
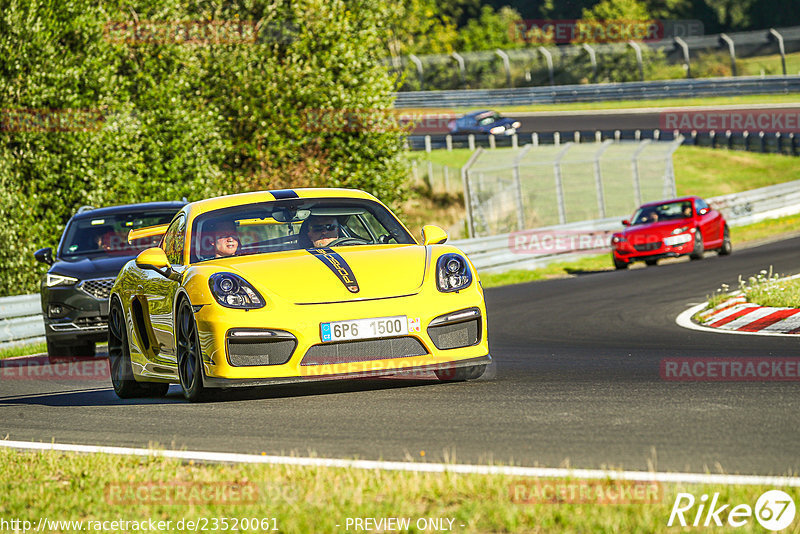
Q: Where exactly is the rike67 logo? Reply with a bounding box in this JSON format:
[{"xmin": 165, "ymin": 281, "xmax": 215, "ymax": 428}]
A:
[{"xmin": 668, "ymin": 490, "xmax": 796, "ymax": 531}]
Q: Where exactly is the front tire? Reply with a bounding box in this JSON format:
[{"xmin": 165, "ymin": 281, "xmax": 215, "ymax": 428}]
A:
[
  {"xmin": 718, "ymin": 226, "xmax": 732, "ymax": 256},
  {"xmin": 108, "ymin": 298, "xmax": 168, "ymax": 398},
  {"xmin": 689, "ymin": 230, "xmax": 704, "ymax": 260},
  {"xmin": 613, "ymin": 254, "xmax": 628, "ymax": 270},
  {"xmin": 645, "ymin": 258, "xmax": 658, "ymax": 266},
  {"xmin": 176, "ymin": 299, "xmax": 209, "ymax": 402}
]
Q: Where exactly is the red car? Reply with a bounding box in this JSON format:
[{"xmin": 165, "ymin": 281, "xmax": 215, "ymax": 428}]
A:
[{"xmin": 611, "ymin": 196, "xmax": 731, "ymax": 269}]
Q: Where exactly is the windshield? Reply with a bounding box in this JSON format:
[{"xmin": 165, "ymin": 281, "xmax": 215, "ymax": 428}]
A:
[
  {"xmin": 190, "ymin": 198, "xmax": 415, "ymax": 263},
  {"xmin": 477, "ymin": 113, "xmax": 501, "ymax": 126},
  {"xmin": 630, "ymin": 200, "xmax": 693, "ymax": 225},
  {"xmin": 60, "ymin": 210, "xmax": 178, "ymax": 258}
]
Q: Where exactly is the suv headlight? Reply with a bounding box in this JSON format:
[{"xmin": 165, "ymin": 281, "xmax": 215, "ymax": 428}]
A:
[
  {"xmin": 208, "ymin": 273, "xmax": 265, "ymax": 309},
  {"xmin": 46, "ymin": 273, "xmax": 78, "ymax": 287},
  {"xmin": 436, "ymin": 254, "xmax": 472, "ymax": 293}
]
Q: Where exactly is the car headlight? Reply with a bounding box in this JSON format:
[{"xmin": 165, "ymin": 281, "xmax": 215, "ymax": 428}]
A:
[
  {"xmin": 611, "ymin": 235, "xmax": 626, "ymax": 245},
  {"xmin": 436, "ymin": 254, "xmax": 472, "ymax": 293},
  {"xmin": 512, "ymin": 121, "xmax": 521, "ymax": 129},
  {"xmin": 208, "ymin": 273, "xmax": 265, "ymax": 309},
  {"xmin": 46, "ymin": 273, "xmax": 78, "ymax": 287},
  {"xmin": 489, "ymin": 126, "xmax": 505, "ymax": 135},
  {"xmin": 671, "ymin": 226, "xmax": 689, "ymax": 235}
]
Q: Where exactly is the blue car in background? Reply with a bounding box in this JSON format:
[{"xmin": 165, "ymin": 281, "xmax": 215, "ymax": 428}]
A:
[{"xmin": 448, "ymin": 110, "xmax": 521, "ymax": 136}]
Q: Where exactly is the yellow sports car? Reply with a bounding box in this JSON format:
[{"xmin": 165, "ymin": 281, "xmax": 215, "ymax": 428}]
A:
[{"xmin": 108, "ymin": 188, "xmax": 490, "ymax": 401}]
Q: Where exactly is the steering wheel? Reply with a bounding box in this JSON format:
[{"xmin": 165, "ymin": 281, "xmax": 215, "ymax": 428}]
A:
[{"xmin": 326, "ymin": 236, "xmax": 370, "ymax": 247}]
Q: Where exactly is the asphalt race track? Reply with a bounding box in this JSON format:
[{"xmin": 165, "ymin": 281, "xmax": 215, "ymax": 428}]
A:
[{"xmin": 2, "ymin": 236, "xmax": 799, "ymax": 476}]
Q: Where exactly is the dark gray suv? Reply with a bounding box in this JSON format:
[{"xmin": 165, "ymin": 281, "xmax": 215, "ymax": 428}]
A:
[{"xmin": 34, "ymin": 201, "xmax": 186, "ymax": 360}]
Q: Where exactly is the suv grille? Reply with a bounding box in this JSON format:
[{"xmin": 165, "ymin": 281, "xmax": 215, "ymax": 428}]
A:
[{"xmin": 79, "ymin": 278, "xmax": 116, "ymax": 300}]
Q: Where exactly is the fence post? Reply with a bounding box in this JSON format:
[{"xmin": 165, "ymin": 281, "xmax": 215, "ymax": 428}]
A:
[
  {"xmin": 743, "ymin": 130, "xmax": 750, "ymax": 151},
  {"xmin": 512, "ymin": 134, "xmax": 518, "ymax": 149},
  {"xmin": 595, "ymin": 130, "xmax": 602, "ymax": 143},
  {"xmin": 424, "ymin": 135, "xmax": 432, "ymax": 153},
  {"xmin": 538, "ymin": 47, "xmax": 554, "ymax": 86},
  {"xmin": 665, "ymin": 136, "xmax": 682, "ymax": 198},
  {"xmin": 468, "ymin": 134, "xmax": 475, "ymax": 151},
  {"xmin": 719, "ymin": 34, "xmax": 737, "ymax": 76},
  {"xmin": 495, "ymin": 49, "xmax": 512, "ymax": 88},
  {"xmin": 768, "ymin": 29, "xmax": 787, "ymax": 75},
  {"xmin": 582, "ymin": 43, "xmax": 597, "ymax": 83},
  {"xmin": 532, "ymin": 132, "xmax": 539, "ymax": 146},
  {"xmin": 461, "ymin": 148, "xmax": 484, "ymax": 238},
  {"xmin": 427, "ymin": 160, "xmax": 434, "ymax": 188},
  {"xmin": 759, "ymin": 131, "xmax": 767, "ymax": 153},
  {"xmin": 451, "ymin": 52, "xmax": 467, "ymax": 89},
  {"xmin": 554, "ymin": 131, "xmax": 561, "ymax": 145},
  {"xmin": 628, "ymin": 41, "xmax": 644, "ymax": 81},
  {"xmin": 408, "ymin": 54, "xmax": 424, "ymax": 90},
  {"xmin": 488, "ymin": 134, "xmax": 496, "ymax": 149},
  {"xmin": 593, "ymin": 139, "xmax": 613, "ymax": 219},
  {"xmin": 512, "ymin": 145, "xmax": 532, "ymax": 230},
  {"xmin": 674, "ymin": 37, "xmax": 691, "ymax": 78},
  {"xmin": 631, "ymin": 139, "xmax": 651, "ymax": 206},
  {"xmin": 445, "ymin": 134, "xmax": 453, "ymax": 151},
  {"xmin": 553, "ymin": 143, "xmax": 573, "ymax": 224}
]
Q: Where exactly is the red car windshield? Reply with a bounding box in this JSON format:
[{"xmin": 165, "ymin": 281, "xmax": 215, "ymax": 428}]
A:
[{"xmin": 631, "ymin": 201, "xmax": 693, "ymax": 225}]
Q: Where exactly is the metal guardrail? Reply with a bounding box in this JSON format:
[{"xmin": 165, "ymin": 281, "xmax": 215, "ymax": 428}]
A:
[
  {"xmin": 408, "ymin": 129, "xmax": 800, "ymax": 156},
  {"xmin": 394, "ymin": 76, "xmax": 800, "ymax": 108},
  {"xmin": 452, "ymin": 178, "xmax": 800, "ymax": 272},
  {"xmin": 4, "ymin": 178, "xmax": 800, "ymax": 346},
  {"xmin": 0, "ymin": 294, "xmax": 44, "ymax": 350}
]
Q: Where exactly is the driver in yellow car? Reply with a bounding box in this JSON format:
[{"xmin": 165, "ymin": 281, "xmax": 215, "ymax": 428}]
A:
[{"xmin": 304, "ymin": 216, "xmax": 341, "ymax": 248}]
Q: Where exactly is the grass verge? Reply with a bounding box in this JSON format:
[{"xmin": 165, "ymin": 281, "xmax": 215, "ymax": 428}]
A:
[
  {"xmin": 0, "ymin": 342, "xmax": 47, "ymax": 361},
  {"xmin": 0, "ymin": 448, "xmax": 796, "ymax": 533}
]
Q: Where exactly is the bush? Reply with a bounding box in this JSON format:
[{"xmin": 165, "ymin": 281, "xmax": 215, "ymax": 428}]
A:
[{"xmin": 0, "ymin": 0, "xmax": 406, "ymax": 296}]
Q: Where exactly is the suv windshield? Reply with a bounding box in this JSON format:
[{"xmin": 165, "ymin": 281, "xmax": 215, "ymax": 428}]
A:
[
  {"xmin": 631, "ymin": 200, "xmax": 693, "ymax": 225},
  {"xmin": 60, "ymin": 211, "xmax": 177, "ymax": 258},
  {"xmin": 190, "ymin": 198, "xmax": 415, "ymax": 263}
]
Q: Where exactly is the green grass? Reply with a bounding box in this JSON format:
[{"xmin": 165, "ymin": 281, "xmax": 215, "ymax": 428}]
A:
[
  {"xmin": 747, "ymin": 276, "xmax": 800, "ymax": 307},
  {"xmin": 1, "ymin": 448, "xmax": 797, "ymax": 533},
  {"xmin": 0, "ymin": 342, "xmax": 46, "ymax": 360},
  {"xmin": 674, "ymin": 147, "xmax": 800, "ymax": 198}
]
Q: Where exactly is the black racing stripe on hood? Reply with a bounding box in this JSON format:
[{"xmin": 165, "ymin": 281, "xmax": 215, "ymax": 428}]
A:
[
  {"xmin": 270, "ymin": 189, "xmax": 299, "ymax": 199},
  {"xmin": 307, "ymin": 248, "xmax": 360, "ymax": 293}
]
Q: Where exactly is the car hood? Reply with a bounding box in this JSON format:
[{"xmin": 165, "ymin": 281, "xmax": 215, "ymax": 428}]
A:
[
  {"xmin": 621, "ymin": 220, "xmax": 691, "ymax": 238},
  {"xmin": 49, "ymin": 254, "xmax": 136, "ymax": 279},
  {"xmin": 208, "ymin": 245, "xmax": 427, "ymax": 304}
]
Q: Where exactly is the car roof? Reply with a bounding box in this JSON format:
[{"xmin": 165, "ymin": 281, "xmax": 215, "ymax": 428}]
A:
[
  {"xmin": 464, "ymin": 110, "xmax": 492, "ymax": 118},
  {"xmin": 187, "ymin": 188, "xmax": 382, "ymax": 218},
  {"xmin": 71, "ymin": 201, "xmax": 187, "ymax": 220},
  {"xmin": 637, "ymin": 196, "xmax": 698, "ymax": 209}
]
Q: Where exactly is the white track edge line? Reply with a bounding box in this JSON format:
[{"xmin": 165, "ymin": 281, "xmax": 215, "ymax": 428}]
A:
[{"xmin": 1, "ymin": 439, "xmax": 798, "ymax": 487}]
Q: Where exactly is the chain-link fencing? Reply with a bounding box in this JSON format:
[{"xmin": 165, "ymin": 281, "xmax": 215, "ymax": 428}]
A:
[{"xmin": 463, "ymin": 138, "xmax": 682, "ymax": 237}]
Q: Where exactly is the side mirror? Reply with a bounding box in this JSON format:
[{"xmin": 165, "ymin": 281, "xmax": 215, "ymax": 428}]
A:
[
  {"xmin": 422, "ymin": 225, "xmax": 448, "ymax": 245},
  {"xmin": 34, "ymin": 247, "xmax": 54, "ymax": 265},
  {"xmin": 136, "ymin": 247, "xmax": 179, "ymax": 280},
  {"xmin": 622, "ymin": 219, "xmax": 630, "ymax": 226}
]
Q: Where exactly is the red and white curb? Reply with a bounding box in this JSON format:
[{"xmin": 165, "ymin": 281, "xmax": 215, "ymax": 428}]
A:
[{"xmin": 677, "ymin": 292, "xmax": 800, "ymax": 337}]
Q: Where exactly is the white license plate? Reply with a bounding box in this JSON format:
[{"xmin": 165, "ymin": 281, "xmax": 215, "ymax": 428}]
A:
[{"xmin": 320, "ymin": 315, "xmax": 412, "ymax": 342}]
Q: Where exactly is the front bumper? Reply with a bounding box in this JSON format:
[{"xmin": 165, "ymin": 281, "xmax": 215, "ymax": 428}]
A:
[
  {"xmin": 193, "ymin": 287, "xmax": 489, "ymax": 384},
  {"xmin": 42, "ymin": 284, "xmax": 110, "ymax": 344},
  {"xmin": 612, "ymin": 236, "xmax": 694, "ymax": 262}
]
